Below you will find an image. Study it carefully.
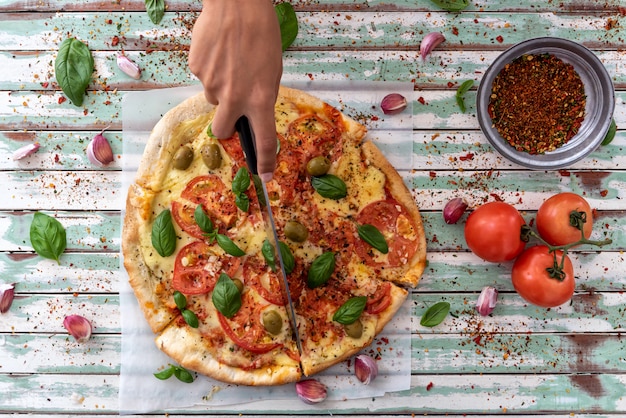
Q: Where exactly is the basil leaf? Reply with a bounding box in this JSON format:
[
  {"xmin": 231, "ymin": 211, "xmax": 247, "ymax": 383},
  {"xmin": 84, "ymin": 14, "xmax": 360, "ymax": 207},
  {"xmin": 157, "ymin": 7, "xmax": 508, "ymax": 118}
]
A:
[
  {"xmin": 151, "ymin": 209, "xmax": 176, "ymax": 257},
  {"xmin": 235, "ymin": 193, "xmax": 250, "ymax": 213},
  {"xmin": 275, "ymin": 2, "xmax": 298, "ymax": 51},
  {"xmin": 333, "ymin": 296, "xmax": 368, "ymax": 325},
  {"xmin": 216, "ymin": 234, "xmax": 245, "ymax": 257},
  {"xmin": 145, "ymin": 0, "xmax": 165, "ymax": 24},
  {"xmin": 194, "ymin": 204, "xmax": 214, "ymax": 233},
  {"xmin": 602, "ymin": 118, "xmax": 617, "ymax": 146},
  {"xmin": 278, "ymin": 241, "xmax": 295, "ymax": 274},
  {"xmin": 429, "ymin": 0, "xmax": 469, "ymax": 12},
  {"xmin": 173, "ymin": 291, "xmax": 187, "ymax": 311},
  {"xmin": 455, "ymin": 79, "xmax": 474, "ymax": 113},
  {"xmin": 262, "ymin": 239, "xmax": 277, "ymax": 272},
  {"xmin": 307, "ymin": 251, "xmax": 336, "ymax": 288},
  {"xmin": 357, "ymin": 224, "xmax": 389, "ymax": 254},
  {"xmin": 153, "ymin": 365, "xmax": 175, "ymax": 380},
  {"xmin": 182, "ymin": 309, "xmax": 199, "ymax": 328},
  {"xmin": 206, "ymin": 123, "xmax": 216, "ymax": 139},
  {"xmin": 174, "ymin": 366, "xmax": 195, "ymax": 383},
  {"xmin": 212, "ymin": 273, "xmax": 242, "ymax": 318},
  {"xmin": 311, "ymin": 174, "xmax": 347, "ymax": 200},
  {"xmin": 420, "ymin": 301, "xmax": 450, "ymax": 327},
  {"xmin": 232, "ymin": 167, "xmax": 251, "ymax": 195},
  {"xmin": 29, "ymin": 212, "xmax": 67, "ymax": 264},
  {"xmin": 54, "ymin": 38, "xmax": 94, "ymax": 107}
]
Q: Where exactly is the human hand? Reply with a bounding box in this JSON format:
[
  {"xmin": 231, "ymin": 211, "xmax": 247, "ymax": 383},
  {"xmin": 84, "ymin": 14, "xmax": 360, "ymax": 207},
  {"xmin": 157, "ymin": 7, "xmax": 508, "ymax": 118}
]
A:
[{"xmin": 189, "ymin": 0, "xmax": 283, "ymax": 180}]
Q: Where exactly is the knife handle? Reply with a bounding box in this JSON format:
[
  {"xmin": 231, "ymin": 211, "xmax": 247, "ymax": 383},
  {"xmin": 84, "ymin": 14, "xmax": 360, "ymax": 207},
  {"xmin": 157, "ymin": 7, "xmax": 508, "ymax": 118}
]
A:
[{"xmin": 235, "ymin": 116, "xmax": 258, "ymax": 175}]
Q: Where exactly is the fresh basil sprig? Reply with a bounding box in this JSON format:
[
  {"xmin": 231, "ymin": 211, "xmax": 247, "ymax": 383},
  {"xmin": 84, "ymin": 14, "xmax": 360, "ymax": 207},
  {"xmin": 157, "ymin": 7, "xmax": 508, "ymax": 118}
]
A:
[
  {"xmin": 455, "ymin": 80, "xmax": 474, "ymax": 113},
  {"xmin": 311, "ymin": 174, "xmax": 347, "ymax": 200},
  {"xmin": 307, "ymin": 251, "xmax": 336, "ymax": 288},
  {"xmin": 173, "ymin": 291, "xmax": 199, "ymax": 328},
  {"xmin": 29, "ymin": 212, "xmax": 67, "ymax": 264},
  {"xmin": 278, "ymin": 241, "xmax": 295, "ymax": 274},
  {"xmin": 232, "ymin": 167, "xmax": 251, "ymax": 212},
  {"xmin": 602, "ymin": 118, "xmax": 617, "ymax": 146},
  {"xmin": 333, "ymin": 296, "xmax": 367, "ymax": 325},
  {"xmin": 154, "ymin": 364, "xmax": 195, "ymax": 383},
  {"xmin": 275, "ymin": 2, "xmax": 298, "ymax": 51},
  {"xmin": 212, "ymin": 273, "xmax": 242, "ymax": 318},
  {"xmin": 262, "ymin": 239, "xmax": 277, "ymax": 272},
  {"xmin": 145, "ymin": 0, "xmax": 165, "ymax": 24},
  {"xmin": 420, "ymin": 301, "xmax": 450, "ymax": 327},
  {"xmin": 194, "ymin": 204, "xmax": 246, "ymax": 257},
  {"xmin": 357, "ymin": 224, "xmax": 389, "ymax": 254},
  {"xmin": 54, "ymin": 38, "xmax": 94, "ymax": 107},
  {"xmin": 429, "ymin": 0, "xmax": 469, "ymax": 12},
  {"xmin": 151, "ymin": 209, "xmax": 177, "ymax": 257}
]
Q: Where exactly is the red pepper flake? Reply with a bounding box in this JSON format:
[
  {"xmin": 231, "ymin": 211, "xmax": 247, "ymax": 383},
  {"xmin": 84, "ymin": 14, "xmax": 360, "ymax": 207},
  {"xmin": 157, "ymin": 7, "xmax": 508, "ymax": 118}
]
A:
[
  {"xmin": 619, "ymin": 7, "xmax": 626, "ymax": 16},
  {"xmin": 426, "ymin": 382, "xmax": 434, "ymax": 391},
  {"xmin": 447, "ymin": 81, "xmax": 455, "ymax": 88},
  {"xmin": 429, "ymin": 171, "xmax": 436, "ymax": 178},
  {"xmin": 417, "ymin": 97, "xmax": 426, "ymax": 105},
  {"xmin": 41, "ymin": 82, "xmax": 49, "ymax": 88},
  {"xmin": 490, "ymin": 193, "xmax": 503, "ymax": 202},
  {"xmin": 489, "ymin": 53, "xmax": 586, "ymax": 154},
  {"xmin": 111, "ymin": 36, "xmax": 120, "ymax": 46},
  {"xmin": 600, "ymin": 189, "xmax": 608, "ymax": 197},
  {"xmin": 459, "ymin": 153, "xmax": 474, "ymax": 161},
  {"xmin": 452, "ymin": 26, "xmax": 459, "ymax": 36},
  {"xmin": 496, "ymin": 35, "xmax": 504, "ymax": 43},
  {"xmin": 58, "ymin": 96, "xmax": 67, "ymax": 104},
  {"xmin": 558, "ymin": 169, "xmax": 571, "ymax": 177},
  {"xmin": 473, "ymin": 335, "xmax": 483, "ymax": 345}
]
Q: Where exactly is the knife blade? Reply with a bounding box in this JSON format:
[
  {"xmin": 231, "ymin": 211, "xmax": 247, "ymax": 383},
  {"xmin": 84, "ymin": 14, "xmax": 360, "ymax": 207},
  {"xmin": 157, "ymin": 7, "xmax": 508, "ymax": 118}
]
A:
[{"xmin": 235, "ymin": 116, "xmax": 302, "ymax": 352}]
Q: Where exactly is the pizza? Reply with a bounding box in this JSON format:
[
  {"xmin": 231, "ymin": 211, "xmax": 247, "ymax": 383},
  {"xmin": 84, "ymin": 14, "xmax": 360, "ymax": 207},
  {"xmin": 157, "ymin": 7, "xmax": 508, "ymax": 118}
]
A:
[{"xmin": 122, "ymin": 86, "xmax": 427, "ymax": 386}]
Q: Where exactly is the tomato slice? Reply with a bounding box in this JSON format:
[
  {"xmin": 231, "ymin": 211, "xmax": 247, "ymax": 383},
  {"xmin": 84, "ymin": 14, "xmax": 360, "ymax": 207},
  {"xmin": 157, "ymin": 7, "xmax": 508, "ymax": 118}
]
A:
[
  {"xmin": 217, "ymin": 293, "xmax": 281, "ymax": 354},
  {"xmin": 286, "ymin": 114, "xmax": 340, "ymax": 156},
  {"xmin": 244, "ymin": 259, "xmax": 286, "ymax": 306},
  {"xmin": 269, "ymin": 148, "xmax": 308, "ymax": 205},
  {"xmin": 219, "ymin": 135, "xmax": 246, "ymax": 167},
  {"xmin": 179, "ymin": 174, "xmax": 238, "ymax": 229},
  {"xmin": 173, "ymin": 241, "xmax": 240, "ymax": 295},
  {"xmin": 171, "ymin": 200, "xmax": 206, "ymax": 240},
  {"xmin": 355, "ymin": 198, "xmax": 419, "ymax": 267},
  {"xmin": 366, "ymin": 282, "xmax": 392, "ymax": 314}
]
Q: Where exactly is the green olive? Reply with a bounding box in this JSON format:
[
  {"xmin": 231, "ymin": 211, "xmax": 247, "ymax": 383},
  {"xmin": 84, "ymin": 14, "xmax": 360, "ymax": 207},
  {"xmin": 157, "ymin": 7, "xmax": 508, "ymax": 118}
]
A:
[
  {"xmin": 262, "ymin": 310, "xmax": 283, "ymax": 335},
  {"xmin": 172, "ymin": 145, "xmax": 194, "ymax": 170},
  {"xmin": 284, "ymin": 220, "xmax": 308, "ymax": 242},
  {"xmin": 344, "ymin": 319, "xmax": 363, "ymax": 339},
  {"xmin": 201, "ymin": 143, "xmax": 222, "ymax": 170},
  {"xmin": 306, "ymin": 156, "xmax": 331, "ymax": 176},
  {"xmin": 232, "ymin": 278, "xmax": 244, "ymax": 293}
]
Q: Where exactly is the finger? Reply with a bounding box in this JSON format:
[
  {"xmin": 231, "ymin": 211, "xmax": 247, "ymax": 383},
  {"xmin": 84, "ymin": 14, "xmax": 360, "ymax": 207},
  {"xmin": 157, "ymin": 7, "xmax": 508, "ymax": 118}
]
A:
[
  {"xmin": 248, "ymin": 108, "xmax": 278, "ymax": 180},
  {"xmin": 210, "ymin": 104, "xmax": 239, "ymax": 139}
]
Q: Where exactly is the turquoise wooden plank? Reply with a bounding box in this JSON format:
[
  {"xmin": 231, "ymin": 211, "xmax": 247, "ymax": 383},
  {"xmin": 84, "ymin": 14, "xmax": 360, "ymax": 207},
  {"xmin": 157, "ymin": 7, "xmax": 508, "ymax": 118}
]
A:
[
  {"xmin": 1, "ymin": 373, "xmax": 624, "ymax": 414},
  {"xmin": 3, "ymin": 50, "xmax": 625, "ymax": 91},
  {"xmin": 1, "ymin": 12, "xmax": 625, "ymax": 52}
]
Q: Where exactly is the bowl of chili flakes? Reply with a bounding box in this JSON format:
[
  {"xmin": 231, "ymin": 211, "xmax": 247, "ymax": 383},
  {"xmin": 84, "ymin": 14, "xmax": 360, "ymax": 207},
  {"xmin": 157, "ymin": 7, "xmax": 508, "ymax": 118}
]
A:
[{"xmin": 476, "ymin": 37, "xmax": 615, "ymax": 170}]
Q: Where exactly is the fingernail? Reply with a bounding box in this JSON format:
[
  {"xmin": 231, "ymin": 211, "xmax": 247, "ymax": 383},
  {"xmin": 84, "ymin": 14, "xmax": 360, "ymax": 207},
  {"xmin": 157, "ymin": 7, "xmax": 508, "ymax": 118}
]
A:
[{"xmin": 259, "ymin": 172, "xmax": 273, "ymax": 182}]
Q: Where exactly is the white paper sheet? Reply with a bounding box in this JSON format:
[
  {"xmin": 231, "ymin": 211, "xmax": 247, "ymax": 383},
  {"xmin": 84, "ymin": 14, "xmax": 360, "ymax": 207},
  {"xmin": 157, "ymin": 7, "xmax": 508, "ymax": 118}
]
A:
[{"xmin": 119, "ymin": 82, "xmax": 414, "ymax": 414}]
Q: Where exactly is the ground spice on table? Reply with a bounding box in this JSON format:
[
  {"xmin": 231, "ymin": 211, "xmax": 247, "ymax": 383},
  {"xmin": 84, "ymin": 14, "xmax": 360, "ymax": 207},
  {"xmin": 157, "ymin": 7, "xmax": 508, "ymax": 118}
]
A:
[{"xmin": 488, "ymin": 53, "xmax": 586, "ymax": 154}]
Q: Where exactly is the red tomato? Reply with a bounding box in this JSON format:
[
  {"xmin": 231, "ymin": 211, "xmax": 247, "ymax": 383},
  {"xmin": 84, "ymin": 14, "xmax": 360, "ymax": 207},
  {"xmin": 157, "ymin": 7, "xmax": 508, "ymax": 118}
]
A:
[
  {"xmin": 536, "ymin": 192, "xmax": 593, "ymax": 246},
  {"xmin": 464, "ymin": 201, "xmax": 527, "ymax": 262},
  {"xmin": 511, "ymin": 245, "xmax": 575, "ymax": 308},
  {"xmin": 172, "ymin": 242, "xmax": 240, "ymax": 295}
]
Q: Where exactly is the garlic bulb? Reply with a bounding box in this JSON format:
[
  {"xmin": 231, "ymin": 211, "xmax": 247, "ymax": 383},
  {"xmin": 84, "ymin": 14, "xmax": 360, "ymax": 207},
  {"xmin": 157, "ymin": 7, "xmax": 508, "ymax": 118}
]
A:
[
  {"xmin": 12, "ymin": 143, "xmax": 40, "ymax": 160},
  {"xmin": 0, "ymin": 283, "xmax": 15, "ymax": 314},
  {"xmin": 87, "ymin": 128, "xmax": 114, "ymax": 167},
  {"xmin": 295, "ymin": 379, "xmax": 327, "ymax": 404},
  {"xmin": 443, "ymin": 197, "xmax": 468, "ymax": 224},
  {"xmin": 354, "ymin": 354, "xmax": 378, "ymax": 385},
  {"xmin": 63, "ymin": 314, "xmax": 93, "ymax": 343},
  {"xmin": 476, "ymin": 286, "xmax": 498, "ymax": 316},
  {"xmin": 420, "ymin": 32, "xmax": 446, "ymax": 61},
  {"xmin": 380, "ymin": 93, "xmax": 408, "ymax": 115},
  {"xmin": 116, "ymin": 53, "xmax": 142, "ymax": 80}
]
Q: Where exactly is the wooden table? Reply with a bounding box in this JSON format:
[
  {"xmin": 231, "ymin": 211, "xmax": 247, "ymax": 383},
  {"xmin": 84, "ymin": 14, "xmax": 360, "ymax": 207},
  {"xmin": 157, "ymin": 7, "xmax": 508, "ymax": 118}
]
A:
[{"xmin": 1, "ymin": 0, "xmax": 625, "ymax": 416}]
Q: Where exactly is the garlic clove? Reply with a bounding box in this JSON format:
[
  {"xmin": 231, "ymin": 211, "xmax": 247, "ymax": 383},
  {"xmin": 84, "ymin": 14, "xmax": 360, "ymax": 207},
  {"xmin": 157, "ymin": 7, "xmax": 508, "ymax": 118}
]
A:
[
  {"xmin": 380, "ymin": 93, "xmax": 407, "ymax": 115},
  {"xmin": 354, "ymin": 354, "xmax": 378, "ymax": 385},
  {"xmin": 0, "ymin": 283, "xmax": 15, "ymax": 314},
  {"xmin": 420, "ymin": 32, "xmax": 446, "ymax": 61},
  {"xmin": 12, "ymin": 143, "xmax": 40, "ymax": 161},
  {"xmin": 116, "ymin": 53, "xmax": 142, "ymax": 80},
  {"xmin": 295, "ymin": 379, "xmax": 327, "ymax": 404},
  {"xmin": 476, "ymin": 286, "xmax": 498, "ymax": 316},
  {"xmin": 443, "ymin": 197, "xmax": 468, "ymax": 224},
  {"xmin": 87, "ymin": 128, "xmax": 114, "ymax": 167},
  {"xmin": 63, "ymin": 314, "xmax": 92, "ymax": 343}
]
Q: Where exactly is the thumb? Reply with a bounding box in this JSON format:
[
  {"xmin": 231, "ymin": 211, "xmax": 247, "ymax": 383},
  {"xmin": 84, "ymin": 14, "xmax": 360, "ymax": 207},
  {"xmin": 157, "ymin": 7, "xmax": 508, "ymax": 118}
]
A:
[
  {"xmin": 210, "ymin": 104, "xmax": 238, "ymax": 139},
  {"xmin": 248, "ymin": 110, "xmax": 278, "ymax": 180}
]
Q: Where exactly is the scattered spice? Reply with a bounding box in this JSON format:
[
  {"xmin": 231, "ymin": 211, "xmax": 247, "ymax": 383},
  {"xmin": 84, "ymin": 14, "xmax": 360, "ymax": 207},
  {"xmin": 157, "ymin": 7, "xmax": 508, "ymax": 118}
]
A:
[{"xmin": 488, "ymin": 53, "xmax": 586, "ymax": 154}]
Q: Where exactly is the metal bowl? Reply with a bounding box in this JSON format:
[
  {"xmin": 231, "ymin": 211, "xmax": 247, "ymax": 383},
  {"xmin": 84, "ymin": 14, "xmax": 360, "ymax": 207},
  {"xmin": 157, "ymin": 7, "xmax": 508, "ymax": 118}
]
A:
[{"xmin": 476, "ymin": 37, "xmax": 615, "ymax": 170}]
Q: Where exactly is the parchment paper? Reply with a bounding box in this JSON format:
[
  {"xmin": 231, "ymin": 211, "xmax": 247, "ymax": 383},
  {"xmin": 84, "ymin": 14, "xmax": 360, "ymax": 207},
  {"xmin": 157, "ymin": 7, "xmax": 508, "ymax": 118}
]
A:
[{"xmin": 119, "ymin": 82, "xmax": 414, "ymax": 414}]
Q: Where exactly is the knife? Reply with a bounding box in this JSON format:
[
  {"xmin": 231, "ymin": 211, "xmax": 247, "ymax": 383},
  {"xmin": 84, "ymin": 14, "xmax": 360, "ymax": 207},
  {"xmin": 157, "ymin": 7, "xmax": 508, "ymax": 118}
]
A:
[{"xmin": 235, "ymin": 116, "xmax": 302, "ymax": 352}]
